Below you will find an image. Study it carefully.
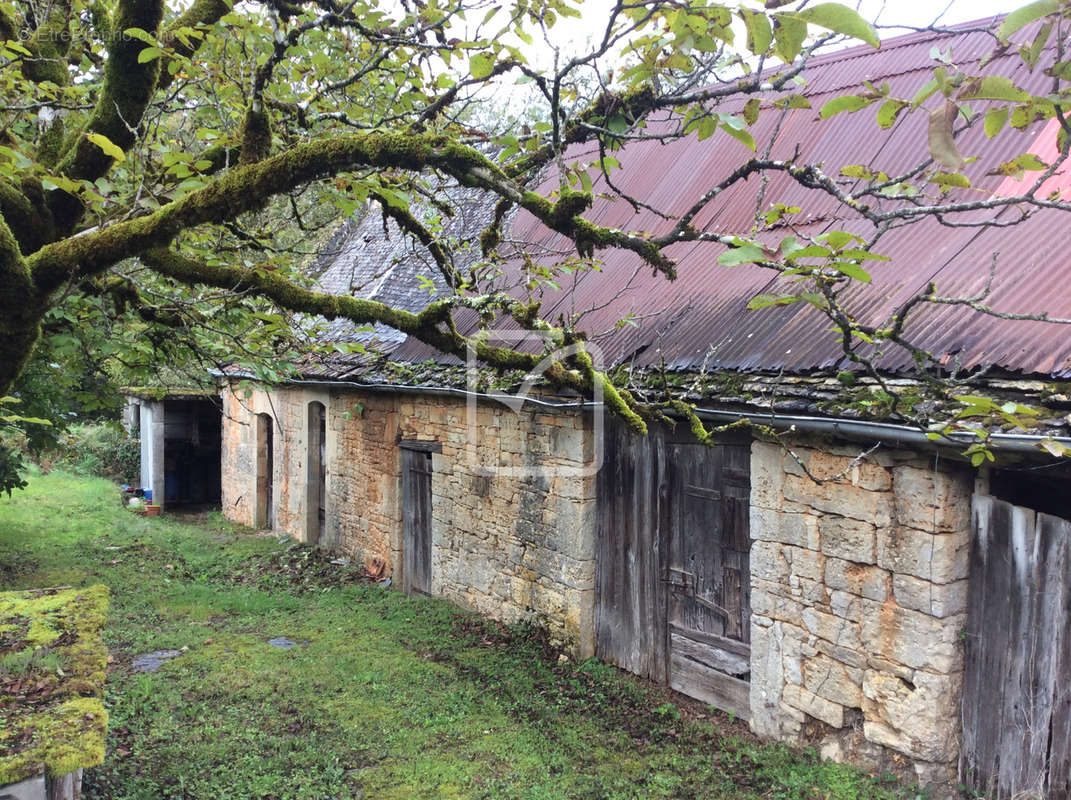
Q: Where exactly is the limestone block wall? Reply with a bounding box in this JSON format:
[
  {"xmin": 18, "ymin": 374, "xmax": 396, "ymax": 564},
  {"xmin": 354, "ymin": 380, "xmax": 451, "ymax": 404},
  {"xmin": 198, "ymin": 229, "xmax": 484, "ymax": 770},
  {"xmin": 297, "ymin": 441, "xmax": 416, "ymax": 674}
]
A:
[
  {"xmin": 749, "ymin": 439, "xmax": 973, "ymax": 788},
  {"xmin": 396, "ymin": 396, "xmax": 597, "ymax": 655},
  {"xmin": 221, "ymin": 384, "xmax": 598, "ymax": 655},
  {"xmin": 220, "ymin": 384, "xmax": 338, "ymax": 546}
]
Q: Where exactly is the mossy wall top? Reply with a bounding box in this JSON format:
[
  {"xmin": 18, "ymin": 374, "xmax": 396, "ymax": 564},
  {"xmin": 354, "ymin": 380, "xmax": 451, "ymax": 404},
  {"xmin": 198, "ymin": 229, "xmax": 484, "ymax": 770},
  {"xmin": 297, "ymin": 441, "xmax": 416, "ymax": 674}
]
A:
[{"xmin": 0, "ymin": 584, "xmax": 109, "ymax": 785}]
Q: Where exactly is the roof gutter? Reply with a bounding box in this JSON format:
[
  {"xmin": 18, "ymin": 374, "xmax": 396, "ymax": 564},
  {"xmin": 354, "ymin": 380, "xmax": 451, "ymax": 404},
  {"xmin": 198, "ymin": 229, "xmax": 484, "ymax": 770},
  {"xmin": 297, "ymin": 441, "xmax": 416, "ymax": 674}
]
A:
[
  {"xmin": 219, "ymin": 373, "xmax": 1071, "ymax": 455},
  {"xmin": 690, "ymin": 407, "xmax": 1071, "ymax": 456}
]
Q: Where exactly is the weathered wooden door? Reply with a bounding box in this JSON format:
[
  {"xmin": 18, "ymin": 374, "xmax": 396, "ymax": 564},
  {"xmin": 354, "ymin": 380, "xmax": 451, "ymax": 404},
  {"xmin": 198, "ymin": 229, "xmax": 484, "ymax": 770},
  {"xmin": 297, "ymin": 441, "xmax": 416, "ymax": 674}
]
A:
[
  {"xmin": 962, "ymin": 495, "xmax": 1071, "ymax": 800},
  {"xmin": 255, "ymin": 413, "xmax": 273, "ymax": 529},
  {"xmin": 594, "ymin": 422, "xmax": 669, "ymax": 682},
  {"xmin": 595, "ymin": 422, "xmax": 751, "ymax": 718},
  {"xmin": 306, "ymin": 402, "xmax": 326, "ymax": 545},
  {"xmin": 400, "ymin": 443, "xmax": 434, "ymax": 595},
  {"xmin": 665, "ymin": 440, "xmax": 751, "ymax": 719}
]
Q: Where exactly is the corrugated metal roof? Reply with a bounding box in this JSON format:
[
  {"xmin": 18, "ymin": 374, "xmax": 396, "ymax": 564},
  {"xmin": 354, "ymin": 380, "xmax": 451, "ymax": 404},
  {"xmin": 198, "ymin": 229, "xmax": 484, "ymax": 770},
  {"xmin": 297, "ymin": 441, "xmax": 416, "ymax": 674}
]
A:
[{"xmin": 329, "ymin": 18, "xmax": 1071, "ymax": 379}]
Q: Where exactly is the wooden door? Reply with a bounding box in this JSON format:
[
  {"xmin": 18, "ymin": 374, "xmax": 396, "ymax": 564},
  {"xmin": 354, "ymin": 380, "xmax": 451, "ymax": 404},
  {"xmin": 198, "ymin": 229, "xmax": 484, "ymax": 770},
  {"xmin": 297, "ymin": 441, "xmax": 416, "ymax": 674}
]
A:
[
  {"xmin": 306, "ymin": 402, "xmax": 326, "ymax": 545},
  {"xmin": 594, "ymin": 421, "xmax": 669, "ymax": 682},
  {"xmin": 961, "ymin": 495, "xmax": 1071, "ymax": 800},
  {"xmin": 666, "ymin": 441, "xmax": 751, "ymax": 719},
  {"xmin": 255, "ymin": 413, "xmax": 273, "ymax": 529},
  {"xmin": 400, "ymin": 444, "xmax": 434, "ymax": 595}
]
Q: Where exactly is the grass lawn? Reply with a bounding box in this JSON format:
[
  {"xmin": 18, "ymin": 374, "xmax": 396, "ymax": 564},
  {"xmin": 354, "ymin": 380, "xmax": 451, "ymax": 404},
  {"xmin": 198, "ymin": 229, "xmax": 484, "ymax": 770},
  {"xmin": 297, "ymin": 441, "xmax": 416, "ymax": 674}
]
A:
[{"xmin": 0, "ymin": 471, "xmax": 918, "ymax": 800}]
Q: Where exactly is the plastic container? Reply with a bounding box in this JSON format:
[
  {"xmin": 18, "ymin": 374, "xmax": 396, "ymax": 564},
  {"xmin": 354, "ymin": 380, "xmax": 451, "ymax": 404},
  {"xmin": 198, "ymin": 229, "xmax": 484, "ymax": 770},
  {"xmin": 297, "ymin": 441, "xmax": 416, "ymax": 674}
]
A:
[{"xmin": 143, "ymin": 489, "xmax": 153, "ymax": 502}]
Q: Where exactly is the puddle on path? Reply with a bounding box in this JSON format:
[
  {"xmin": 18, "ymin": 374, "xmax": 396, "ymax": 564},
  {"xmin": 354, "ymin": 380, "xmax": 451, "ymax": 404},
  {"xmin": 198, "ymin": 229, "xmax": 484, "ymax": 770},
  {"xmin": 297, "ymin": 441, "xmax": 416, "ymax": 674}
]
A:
[{"xmin": 132, "ymin": 650, "xmax": 182, "ymax": 672}]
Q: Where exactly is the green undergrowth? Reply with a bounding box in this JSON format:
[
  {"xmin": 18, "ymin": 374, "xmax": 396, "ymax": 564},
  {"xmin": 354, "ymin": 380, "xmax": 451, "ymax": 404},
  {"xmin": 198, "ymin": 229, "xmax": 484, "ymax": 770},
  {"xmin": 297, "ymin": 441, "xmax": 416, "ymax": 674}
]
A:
[{"xmin": 0, "ymin": 471, "xmax": 920, "ymax": 799}]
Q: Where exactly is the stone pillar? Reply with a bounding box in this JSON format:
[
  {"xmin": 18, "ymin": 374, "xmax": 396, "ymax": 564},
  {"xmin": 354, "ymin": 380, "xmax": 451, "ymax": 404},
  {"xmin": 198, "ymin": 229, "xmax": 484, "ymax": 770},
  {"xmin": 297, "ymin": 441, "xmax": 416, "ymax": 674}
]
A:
[{"xmin": 139, "ymin": 401, "xmax": 165, "ymax": 508}]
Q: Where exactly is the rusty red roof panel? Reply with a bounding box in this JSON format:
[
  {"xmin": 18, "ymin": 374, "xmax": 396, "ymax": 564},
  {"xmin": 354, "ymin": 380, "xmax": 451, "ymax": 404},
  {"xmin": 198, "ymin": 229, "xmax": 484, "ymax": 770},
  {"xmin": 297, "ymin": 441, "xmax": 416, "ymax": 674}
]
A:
[{"xmin": 387, "ymin": 19, "xmax": 1071, "ymax": 378}]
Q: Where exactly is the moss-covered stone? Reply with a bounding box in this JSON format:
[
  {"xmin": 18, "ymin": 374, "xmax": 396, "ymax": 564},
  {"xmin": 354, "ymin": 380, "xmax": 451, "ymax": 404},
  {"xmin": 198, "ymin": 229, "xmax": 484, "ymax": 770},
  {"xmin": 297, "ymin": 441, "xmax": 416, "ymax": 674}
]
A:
[{"xmin": 0, "ymin": 585, "xmax": 109, "ymax": 786}]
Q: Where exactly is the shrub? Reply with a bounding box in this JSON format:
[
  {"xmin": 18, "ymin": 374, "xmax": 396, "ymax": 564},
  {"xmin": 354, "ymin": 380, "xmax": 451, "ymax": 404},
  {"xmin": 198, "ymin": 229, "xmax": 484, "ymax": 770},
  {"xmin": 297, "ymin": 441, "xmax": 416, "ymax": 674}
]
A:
[{"xmin": 56, "ymin": 424, "xmax": 140, "ymax": 484}]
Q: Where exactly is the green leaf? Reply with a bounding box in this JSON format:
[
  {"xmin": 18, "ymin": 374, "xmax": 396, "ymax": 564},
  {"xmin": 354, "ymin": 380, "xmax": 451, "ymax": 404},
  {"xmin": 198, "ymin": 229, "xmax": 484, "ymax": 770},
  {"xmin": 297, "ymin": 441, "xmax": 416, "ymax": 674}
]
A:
[
  {"xmin": 1014, "ymin": 152, "xmax": 1048, "ymax": 170},
  {"xmin": 818, "ymin": 230, "xmax": 857, "ymax": 250},
  {"xmin": 40, "ymin": 175, "xmax": 80, "ymax": 192},
  {"xmin": 1039, "ymin": 437, "xmax": 1071, "ymax": 457},
  {"xmin": 740, "ymin": 9, "xmax": 772, "ymax": 54},
  {"xmin": 830, "ymin": 262, "xmax": 872, "ymax": 282},
  {"xmin": 85, "ymin": 133, "xmax": 126, "ymax": 162},
  {"xmin": 693, "ymin": 115, "xmax": 717, "ymax": 141},
  {"xmin": 772, "ymin": 94, "xmax": 811, "ymax": 110},
  {"xmin": 123, "ymin": 27, "xmax": 158, "ymax": 44},
  {"xmin": 747, "ymin": 293, "xmax": 800, "ymax": 310},
  {"xmin": 987, "ymin": 152, "xmax": 1049, "ymax": 178},
  {"xmin": 876, "ymin": 98, "xmax": 907, "ymax": 129},
  {"xmin": 839, "ymin": 248, "xmax": 890, "ymax": 261},
  {"xmin": 607, "ymin": 113, "xmax": 630, "ymax": 135},
  {"xmin": 743, "ymin": 98, "xmax": 761, "ymax": 126},
  {"xmin": 772, "ymin": 14, "xmax": 807, "ymax": 62},
  {"xmin": 997, "ymin": 0, "xmax": 1060, "ymax": 42},
  {"xmin": 910, "ymin": 78, "xmax": 939, "ymax": 109},
  {"xmin": 785, "ymin": 245, "xmax": 832, "ymax": 260},
  {"xmin": 1024, "ymin": 21, "xmax": 1053, "ymax": 69},
  {"xmin": 791, "ymin": 3, "xmax": 879, "ymax": 48},
  {"xmin": 719, "ymin": 121, "xmax": 755, "ymax": 151},
  {"xmin": 470, "ymin": 52, "xmax": 496, "ymax": 80},
  {"xmin": 984, "ymin": 107, "xmax": 1009, "ymax": 138},
  {"xmin": 718, "ymin": 244, "xmax": 766, "ymax": 266},
  {"xmin": 841, "ymin": 164, "xmax": 874, "ymax": 180},
  {"xmin": 137, "ymin": 46, "xmax": 162, "ymax": 63},
  {"xmin": 958, "ymin": 75, "xmax": 1031, "ymax": 102},
  {"xmin": 780, "ymin": 236, "xmax": 802, "ymax": 256},
  {"xmin": 930, "ymin": 171, "xmax": 971, "ymax": 188},
  {"xmin": 820, "ymin": 95, "xmax": 875, "ymax": 119}
]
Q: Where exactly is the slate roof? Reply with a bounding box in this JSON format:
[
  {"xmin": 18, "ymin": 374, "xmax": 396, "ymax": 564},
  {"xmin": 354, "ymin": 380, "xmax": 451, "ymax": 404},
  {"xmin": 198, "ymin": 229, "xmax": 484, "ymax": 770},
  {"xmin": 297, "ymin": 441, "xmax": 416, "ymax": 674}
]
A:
[{"xmin": 306, "ymin": 180, "xmax": 497, "ymax": 347}]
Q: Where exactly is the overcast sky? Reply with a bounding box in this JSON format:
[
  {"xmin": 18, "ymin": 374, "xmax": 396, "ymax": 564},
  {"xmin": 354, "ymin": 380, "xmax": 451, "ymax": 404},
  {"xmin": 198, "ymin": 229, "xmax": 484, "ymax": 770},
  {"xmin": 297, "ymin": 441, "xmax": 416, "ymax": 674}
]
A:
[{"xmin": 538, "ymin": 0, "xmax": 1025, "ymax": 64}]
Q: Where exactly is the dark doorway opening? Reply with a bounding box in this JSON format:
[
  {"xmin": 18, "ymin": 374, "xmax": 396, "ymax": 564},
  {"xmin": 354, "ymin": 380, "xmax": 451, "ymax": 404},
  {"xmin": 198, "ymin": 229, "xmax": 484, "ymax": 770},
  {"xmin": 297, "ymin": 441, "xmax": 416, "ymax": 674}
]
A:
[{"xmin": 162, "ymin": 398, "xmax": 222, "ymax": 508}]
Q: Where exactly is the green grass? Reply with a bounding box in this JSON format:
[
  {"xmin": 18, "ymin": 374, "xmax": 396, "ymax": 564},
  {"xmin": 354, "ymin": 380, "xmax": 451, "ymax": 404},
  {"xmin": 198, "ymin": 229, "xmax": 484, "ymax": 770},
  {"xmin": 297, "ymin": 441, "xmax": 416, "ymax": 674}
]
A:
[{"xmin": 0, "ymin": 471, "xmax": 918, "ymax": 800}]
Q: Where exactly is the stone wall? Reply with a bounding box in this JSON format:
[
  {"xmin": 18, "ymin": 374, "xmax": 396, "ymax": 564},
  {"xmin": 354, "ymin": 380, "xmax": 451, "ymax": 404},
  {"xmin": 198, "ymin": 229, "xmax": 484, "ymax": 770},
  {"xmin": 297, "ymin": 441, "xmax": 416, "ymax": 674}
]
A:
[
  {"xmin": 221, "ymin": 384, "xmax": 598, "ymax": 655},
  {"xmin": 220, "ymin": 384, "xmax": 337, "ymax": 544},
  {"xmin": 221, "ymin": 382, "xmax": 979, "ymax": 784},
  {"xmin": 749, "ymin": 439, "xmax": 972, "ymax": 788}
]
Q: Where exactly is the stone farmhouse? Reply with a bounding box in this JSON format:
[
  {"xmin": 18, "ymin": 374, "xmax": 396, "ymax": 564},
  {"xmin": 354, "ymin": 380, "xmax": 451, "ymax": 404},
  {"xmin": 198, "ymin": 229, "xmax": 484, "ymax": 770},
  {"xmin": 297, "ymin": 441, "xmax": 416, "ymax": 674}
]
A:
[{"xmin": 203, "ymin": 19, "xmax": 1071, "ymax": 799}]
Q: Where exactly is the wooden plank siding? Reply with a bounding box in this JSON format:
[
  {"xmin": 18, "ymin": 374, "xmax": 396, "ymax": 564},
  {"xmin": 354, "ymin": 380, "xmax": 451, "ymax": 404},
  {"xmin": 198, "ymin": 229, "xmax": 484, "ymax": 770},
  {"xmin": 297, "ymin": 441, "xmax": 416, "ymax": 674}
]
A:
[{"xmin": 962, "ymin": 495, "xmax": 1071, "ymax": 800}]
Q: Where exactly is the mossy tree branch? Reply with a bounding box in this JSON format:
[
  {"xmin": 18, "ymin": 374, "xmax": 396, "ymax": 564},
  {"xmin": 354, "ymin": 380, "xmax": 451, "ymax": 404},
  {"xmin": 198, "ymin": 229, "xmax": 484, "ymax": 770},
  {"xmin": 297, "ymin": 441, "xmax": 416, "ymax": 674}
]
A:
[
  {"xmin": 139, "ymin": 246, "xmax": 646, "ymax": 432},
  {"xmin": 50, "ymin": 0, "xmax": 166, "ymax": 231},
  {"xmin": 27, "ymin": 131, "xmax": 678, "ymax": 299},
  {"xmin": 156, "ymin": 0, "xmax": 231, "ymax": 93},
  {"xmin": 0, "ymin": 215, "xmax": 45, "ymax": 389}
]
